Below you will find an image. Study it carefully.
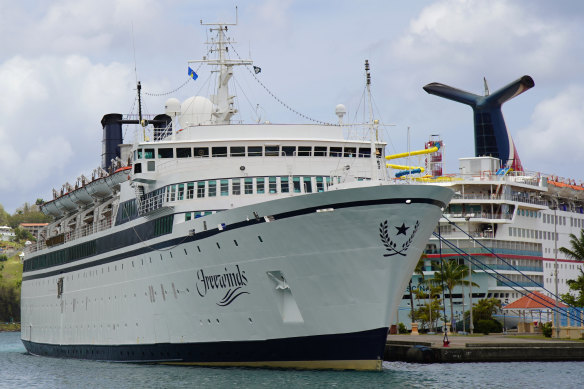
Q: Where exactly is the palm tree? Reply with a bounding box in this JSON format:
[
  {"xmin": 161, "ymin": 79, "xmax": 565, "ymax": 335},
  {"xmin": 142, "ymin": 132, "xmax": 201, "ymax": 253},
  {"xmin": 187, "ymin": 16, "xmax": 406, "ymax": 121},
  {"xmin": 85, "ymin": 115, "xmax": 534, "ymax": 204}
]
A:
[
  {"xmin": 429, "ymin": 259, "xmax": 478, "ymax": 332},
  {"xmin": 559, "ymin": 230, "xmax": 584, "ymax": 260}
]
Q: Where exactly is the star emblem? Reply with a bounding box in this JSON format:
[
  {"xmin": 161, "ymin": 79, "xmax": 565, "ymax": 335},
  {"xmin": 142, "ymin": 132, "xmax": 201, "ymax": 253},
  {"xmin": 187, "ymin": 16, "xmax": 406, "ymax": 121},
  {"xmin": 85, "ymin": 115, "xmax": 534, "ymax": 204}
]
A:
[{"xmin": 395, "ymin": 223, "xmax": 409, "ymax": 236}]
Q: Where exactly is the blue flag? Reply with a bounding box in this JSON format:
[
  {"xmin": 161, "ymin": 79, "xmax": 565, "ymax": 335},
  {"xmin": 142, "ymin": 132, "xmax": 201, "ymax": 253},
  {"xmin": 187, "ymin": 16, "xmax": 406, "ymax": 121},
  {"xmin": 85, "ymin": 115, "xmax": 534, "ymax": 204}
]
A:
[{"xmin": 188, "ymin": 67, "xmax": 198, "ymax": 81}]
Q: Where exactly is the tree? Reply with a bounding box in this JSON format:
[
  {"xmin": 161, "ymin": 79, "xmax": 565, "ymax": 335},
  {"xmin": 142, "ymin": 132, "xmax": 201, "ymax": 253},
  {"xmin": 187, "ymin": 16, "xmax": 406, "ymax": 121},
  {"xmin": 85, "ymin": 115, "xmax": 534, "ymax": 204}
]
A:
[
  {"xmin": 559, "ymin": 230, "xmax": 584, "ymax": 260},
  {"xmin": 561, "ymin": 269, "xmax": 584, "ymax": 307},
  {"xmin": 11, "ymin": 227, "xmax": 34, "ymax": 243},
  {"xmin": 428, "ymin": 259, "xmax": 478, "ymax": 332},
  {"xmin": 409, "ymin": 254, "xmax": 427, "ymax": 322},
  {"xmin": 470, "ymin": 298, "xmax": 502, "ymax": 324}
]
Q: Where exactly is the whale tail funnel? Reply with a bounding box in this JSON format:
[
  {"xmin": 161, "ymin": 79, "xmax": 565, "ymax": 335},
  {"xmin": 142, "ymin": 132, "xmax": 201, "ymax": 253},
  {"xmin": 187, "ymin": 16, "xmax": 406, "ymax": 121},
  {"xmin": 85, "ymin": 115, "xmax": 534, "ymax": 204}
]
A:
[{"xmin": 423, "ymin": 75, "xmax": 534, "ymax": 172}]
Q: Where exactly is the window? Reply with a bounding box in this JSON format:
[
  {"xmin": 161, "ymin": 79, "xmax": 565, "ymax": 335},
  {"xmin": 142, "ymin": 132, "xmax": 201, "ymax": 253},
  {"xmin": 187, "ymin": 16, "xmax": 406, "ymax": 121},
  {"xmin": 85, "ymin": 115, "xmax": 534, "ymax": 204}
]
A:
[
  {"xmin": 212, "ymin": 147, "xmax": 227, "ymax": 157},
  {"xmin": 293, "ymin": 177, "xmax": 301, "ymax": 193},
  {"xmin": 304, "ymin": 177, "xmax": 312, "ymax": 193},
  {"xmin": 167, "ymin": 185, "xmax": 176, "ymax": 202},
  {"xmin": 376, "ymin": 147, "xmax": 383, "ymax": 158},
  {"xmin": 344, "ymin": 147, "xmax": 356, "ymax": 157},
  {"xmin": 185, "ymin": 213, "xmax": 191, "ymax": 221},
  {"xmin": 244, "ymin": 178, "xmax": 253, "ymax": 194},
  {"xmin": 187, "ymin": 182, "xmax": 194, "ymax": 199},
  {"xmin": 194, "ymin": 147, "xmax": 209, "ymax": 157},
  {"xmin": 208, "ymin": 181, "xmax": 216, "ymax": 197},
  {"xmin": 282, "ymin": 146, "xmax": 296, "ymax": 156},
  {"xmin": 158, "ymin": 148, "xmax": 173, "ymax": 158},
  {"xmin": 147, "ymin": 161, "xmax": 155, "ymax": 172},
  {"xmin": 177, "ymin": 148, "xmax": 191, "ymax": 158},
  {"xmin": 137, "ymin": 149, "xmax": 143, "ymax": 159},
  {"xmin": 232, "ymin": 178, "xmax": 241, "ymax": 195},
  {"xmin": 257, "ymin": 178, "xmax": 265, "ymax": 194},
  {"xmin": 197, "ymin": 182, "xmax": 205, "ymax": 198},
  {"xmin": 316, "ymin": 177, "xmax": 324, "ymax": 192},
  {"xmin": 178, "ymin": 184, "xmax": 185, "ymax": 200},
  {"xmin": 314, "ymin": 146, "xmax": 327, "ymax": 156},
  {"xmin": 298, "ymin": 146, "xmax": 311, "ymax": 156},
  {"xmin": 281, "ymin": 177, "xmax": 289, "ymax": 193},
  {"xmin": 269, "ymin": 177, "xmax": 277, "ymax": 194},
  {"xmin": 230, "ymin": 146, "xmax": 245, "ymax": 157},
  {"xmin": 220, "ymin": 180, "xmax": 229, "ymax": 196},
  {"xmin": 265, "ymin": 145, "xmax": 280, "ymax": 156},
  {"xmin": 248, "ymin": 146, "xmax": 262, "ymax": 156},
  {"xmin": 144, "ymin": 148, "xmax": 155, "ymax": 159},
  {"xmin": 359, "ymin": 148, "xmax": 371, "ymax": 158},
  {"xmin": 330, "ymin": 147, "xmax": 342, "ymax": 157}
]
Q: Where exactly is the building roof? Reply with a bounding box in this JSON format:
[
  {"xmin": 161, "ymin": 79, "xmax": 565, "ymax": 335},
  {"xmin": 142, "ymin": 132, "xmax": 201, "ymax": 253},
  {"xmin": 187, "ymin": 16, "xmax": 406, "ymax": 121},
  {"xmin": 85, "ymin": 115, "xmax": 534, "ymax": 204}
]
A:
[{"xmin": 503, "ymin": 291, "xmax": 568, "ymax": 310}]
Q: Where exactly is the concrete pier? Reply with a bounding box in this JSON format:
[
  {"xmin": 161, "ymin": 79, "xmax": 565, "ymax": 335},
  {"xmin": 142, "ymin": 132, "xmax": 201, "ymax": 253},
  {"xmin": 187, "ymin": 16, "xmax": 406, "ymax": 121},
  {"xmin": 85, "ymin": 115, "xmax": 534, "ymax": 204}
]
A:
[{"xmin": 385, "ymin": 334, "xmax": 584, "ymax": 363}]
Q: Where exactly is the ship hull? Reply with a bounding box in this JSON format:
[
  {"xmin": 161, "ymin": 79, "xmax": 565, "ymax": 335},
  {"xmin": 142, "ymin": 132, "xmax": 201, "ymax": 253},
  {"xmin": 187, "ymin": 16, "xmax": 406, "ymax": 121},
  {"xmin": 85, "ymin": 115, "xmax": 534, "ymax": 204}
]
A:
[{"xmin": 21, "ymin": 184, "xmax": 452, "ymax": 370}]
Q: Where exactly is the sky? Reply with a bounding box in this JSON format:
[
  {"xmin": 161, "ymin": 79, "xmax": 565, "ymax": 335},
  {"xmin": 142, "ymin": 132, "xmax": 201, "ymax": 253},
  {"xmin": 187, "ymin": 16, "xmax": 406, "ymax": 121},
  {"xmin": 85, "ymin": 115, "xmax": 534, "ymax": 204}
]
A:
[{"xmin": 1, "ymin": 0, "xmax": 583, "ymax": 212}]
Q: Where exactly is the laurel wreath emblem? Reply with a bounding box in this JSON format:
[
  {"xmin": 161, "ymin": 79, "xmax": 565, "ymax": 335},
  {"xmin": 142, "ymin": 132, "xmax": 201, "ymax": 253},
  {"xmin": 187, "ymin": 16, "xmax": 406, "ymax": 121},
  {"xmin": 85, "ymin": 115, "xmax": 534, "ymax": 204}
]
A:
[{"xmin": 379, "ymin": 220, "xmax": 420, "ymax": 257}]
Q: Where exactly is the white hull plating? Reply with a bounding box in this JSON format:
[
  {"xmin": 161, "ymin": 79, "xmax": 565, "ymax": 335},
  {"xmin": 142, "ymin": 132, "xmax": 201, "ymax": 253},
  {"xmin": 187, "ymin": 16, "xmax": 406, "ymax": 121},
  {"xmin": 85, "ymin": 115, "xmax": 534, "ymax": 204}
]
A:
[{"xmin": 21, "ymin": 184, "xmax": 451, "ymax": 369}]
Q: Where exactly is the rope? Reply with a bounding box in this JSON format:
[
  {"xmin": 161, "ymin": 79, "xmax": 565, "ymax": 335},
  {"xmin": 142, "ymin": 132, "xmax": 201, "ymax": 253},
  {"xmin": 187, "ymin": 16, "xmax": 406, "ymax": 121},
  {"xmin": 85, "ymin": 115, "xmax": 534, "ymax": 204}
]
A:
[
  {"xmin": 143, "ymin": 78, "xmax": 191, "ymax": 97},
  {"xmin": 228, "ymin": 42, "xmax": 334, "ymax": 126},
  {"xmin": 434, "ymin": 232, "xmax": 582, "ymax": 323}
]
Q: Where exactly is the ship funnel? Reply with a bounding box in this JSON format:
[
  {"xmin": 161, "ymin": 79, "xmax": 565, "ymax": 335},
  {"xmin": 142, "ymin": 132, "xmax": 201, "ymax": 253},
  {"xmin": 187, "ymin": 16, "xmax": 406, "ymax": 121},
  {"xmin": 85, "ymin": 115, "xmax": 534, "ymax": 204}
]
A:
[
  {"xmin": 423, "ymin": 75, "xmax": 534, "ymax": 172},
  {"xmin": 101, "ymin": 113, "xmax": 123, "ymax": 171}
]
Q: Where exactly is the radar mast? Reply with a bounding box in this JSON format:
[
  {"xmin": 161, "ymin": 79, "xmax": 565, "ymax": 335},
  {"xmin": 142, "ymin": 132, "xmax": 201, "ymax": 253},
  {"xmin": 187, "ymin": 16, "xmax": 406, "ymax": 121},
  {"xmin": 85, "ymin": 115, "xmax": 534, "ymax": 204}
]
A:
[{"xmin": 189, "ymin": 7, "xmax": 253, "ymax": 124}]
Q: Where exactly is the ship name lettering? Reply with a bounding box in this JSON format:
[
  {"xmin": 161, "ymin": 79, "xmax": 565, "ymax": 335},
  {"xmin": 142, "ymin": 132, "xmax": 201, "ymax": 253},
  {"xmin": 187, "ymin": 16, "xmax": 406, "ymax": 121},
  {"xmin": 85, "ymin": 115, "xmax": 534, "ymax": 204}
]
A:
[{"xmin": 196, "ymin": 265, "xmax": 248, "ymax": 297}]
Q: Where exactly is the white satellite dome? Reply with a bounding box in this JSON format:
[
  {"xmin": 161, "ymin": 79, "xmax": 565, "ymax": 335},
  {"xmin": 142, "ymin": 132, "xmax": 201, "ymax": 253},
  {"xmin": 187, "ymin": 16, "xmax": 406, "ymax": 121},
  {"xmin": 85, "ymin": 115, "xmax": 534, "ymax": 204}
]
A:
[
  {"xmin": 164, "ymin": 98, "xmax": 181, "ymax": 117},
  {"xmin": 179, "ymin": 96, "xmax": 215, "ymax": 128}
]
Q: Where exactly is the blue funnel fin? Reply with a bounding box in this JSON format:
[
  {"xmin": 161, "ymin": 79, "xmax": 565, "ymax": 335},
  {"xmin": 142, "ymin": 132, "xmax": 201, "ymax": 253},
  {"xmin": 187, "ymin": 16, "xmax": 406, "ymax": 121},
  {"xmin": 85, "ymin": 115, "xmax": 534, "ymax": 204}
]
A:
[{"xmin": 423, "ymin": 76, "xmax": 534, "ymax": 172}]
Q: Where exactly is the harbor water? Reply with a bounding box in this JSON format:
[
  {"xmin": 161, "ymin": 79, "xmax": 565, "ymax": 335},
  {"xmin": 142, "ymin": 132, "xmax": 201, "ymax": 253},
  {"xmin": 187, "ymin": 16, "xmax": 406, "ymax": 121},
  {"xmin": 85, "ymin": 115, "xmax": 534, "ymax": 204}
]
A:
[{"xmin": 1, "ymin": 332, "xmax": 580, "ymax": 388}]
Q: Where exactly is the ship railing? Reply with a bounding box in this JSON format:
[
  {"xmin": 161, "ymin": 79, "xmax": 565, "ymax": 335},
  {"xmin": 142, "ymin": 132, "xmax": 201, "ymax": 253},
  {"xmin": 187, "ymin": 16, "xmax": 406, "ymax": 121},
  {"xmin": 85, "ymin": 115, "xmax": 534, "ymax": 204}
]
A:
[
  {"xmin": 25, "ymin": 218, "xmax": 113, "ymax": 256},
  {"xmin": 451, "ymin": 192, "xmax": 548, "ymax": 207},
  {"xmin": 138, "ymin": 191, "xmax": 167, "ymax": 215},
  {"xmin": 442, "ymin": 212, "xmax": 513, "ymax": 220},
  {"xmin": 64, "ymin": 218, "xmax": 113, "ymax": 243}
]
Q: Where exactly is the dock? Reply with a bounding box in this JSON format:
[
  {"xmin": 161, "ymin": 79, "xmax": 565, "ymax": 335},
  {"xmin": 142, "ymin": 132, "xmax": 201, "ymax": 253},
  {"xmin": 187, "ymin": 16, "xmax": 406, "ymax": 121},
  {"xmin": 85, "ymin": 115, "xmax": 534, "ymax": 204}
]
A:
[{"xmin": 385, "ymin": 334, "xmax": 584, "ymax": 363}]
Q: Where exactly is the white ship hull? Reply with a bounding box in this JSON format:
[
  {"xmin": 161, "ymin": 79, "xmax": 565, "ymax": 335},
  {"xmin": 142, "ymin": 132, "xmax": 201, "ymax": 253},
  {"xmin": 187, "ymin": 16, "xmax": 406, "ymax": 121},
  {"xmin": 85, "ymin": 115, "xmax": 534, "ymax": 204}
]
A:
[{"xmin": 21, "ymin": 184, "xmax": 452, "ymax": 370}]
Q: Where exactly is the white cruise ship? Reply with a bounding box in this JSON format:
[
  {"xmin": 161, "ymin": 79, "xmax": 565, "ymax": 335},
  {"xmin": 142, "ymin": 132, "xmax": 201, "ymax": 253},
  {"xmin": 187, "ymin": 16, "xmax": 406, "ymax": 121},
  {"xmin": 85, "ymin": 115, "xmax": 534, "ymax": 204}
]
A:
[
  {"xmin": 394, "ymin": 76, "xmax": 584, "ymax": 329},
  {"xmin": 20, "ymin": 18, "xmax": 452, "ymax": 370}
]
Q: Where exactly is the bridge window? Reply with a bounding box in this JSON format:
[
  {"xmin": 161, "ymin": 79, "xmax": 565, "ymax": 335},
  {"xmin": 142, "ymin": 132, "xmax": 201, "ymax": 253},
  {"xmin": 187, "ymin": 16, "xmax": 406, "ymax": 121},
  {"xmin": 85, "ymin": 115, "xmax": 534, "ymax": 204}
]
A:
[
  {"xmin": 176, "ymin": 148, "xmax": 191, "ymax": 158},
  {"xmin": 248, "ymin": 146, "xmax": 263, "ymax": 157},
  {"xmin": 144, "ymin": 149, "xmax": 155, "ymax": 159},
  {"xmin": 158, "ymin": 148, "xmax": 173, "ymax": 158},
  {"xmin": 298, "ymin": 146, "xmax": 312, "ymax": 156},
  {"xmin": 314, "ymin": 146, "xmax": 327, "ymax": 156},
  {"xmin": 194, "ymin": 147, "xmax": 209, "ymax": 157},
  {"xmin": 344, "ymin": 147, "xmax": 356, "ymax": 157},
  {"xmin": 265, "ymin": 145, "xmax": 280, "ymax": 156},
  {"xmin": 230, "ymin": 146, "xmax": 245, "ymax": 157},
  {"xmin": 330, "ymin": 147, "xmax": 342, "ymax": 157},
  {"xmin": 212, "ymin": 147, "xmax": 227, "ymax": 157},
  {"xmin": 282, "ymin": 146, "xmax": 296, "ymax": 156},
  {"xmin": 359, "ymin": 148, "xmax": 371, "ymax": 158}
]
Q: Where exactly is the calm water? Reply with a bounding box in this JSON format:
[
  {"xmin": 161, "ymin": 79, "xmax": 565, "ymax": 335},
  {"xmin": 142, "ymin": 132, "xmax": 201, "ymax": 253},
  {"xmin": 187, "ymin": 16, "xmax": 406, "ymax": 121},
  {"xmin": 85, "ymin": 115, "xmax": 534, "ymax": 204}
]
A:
[{"xmin": 1, "ymin": 331, "xmax": 581, "ymax": 389}]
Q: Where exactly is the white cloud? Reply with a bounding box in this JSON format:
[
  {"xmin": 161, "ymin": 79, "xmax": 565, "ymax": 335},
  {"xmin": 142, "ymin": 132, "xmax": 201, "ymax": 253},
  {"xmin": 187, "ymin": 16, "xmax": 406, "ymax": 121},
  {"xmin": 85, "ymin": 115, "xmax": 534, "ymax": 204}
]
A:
[
  {"xmin": 516, "ymin": 86, "xmax": 584, "ymax": 175},
  {"xmin": 0, "ymin": 55, "xmax": 133, "ymax": 206}
]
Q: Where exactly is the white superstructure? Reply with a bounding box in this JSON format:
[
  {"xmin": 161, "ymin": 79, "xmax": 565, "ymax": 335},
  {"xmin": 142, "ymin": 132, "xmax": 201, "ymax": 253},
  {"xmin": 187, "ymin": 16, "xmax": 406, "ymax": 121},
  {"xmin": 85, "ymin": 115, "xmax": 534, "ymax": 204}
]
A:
[{"xmin": 20, "ymin": 18, "xmax": 452, "ymax": 370}]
